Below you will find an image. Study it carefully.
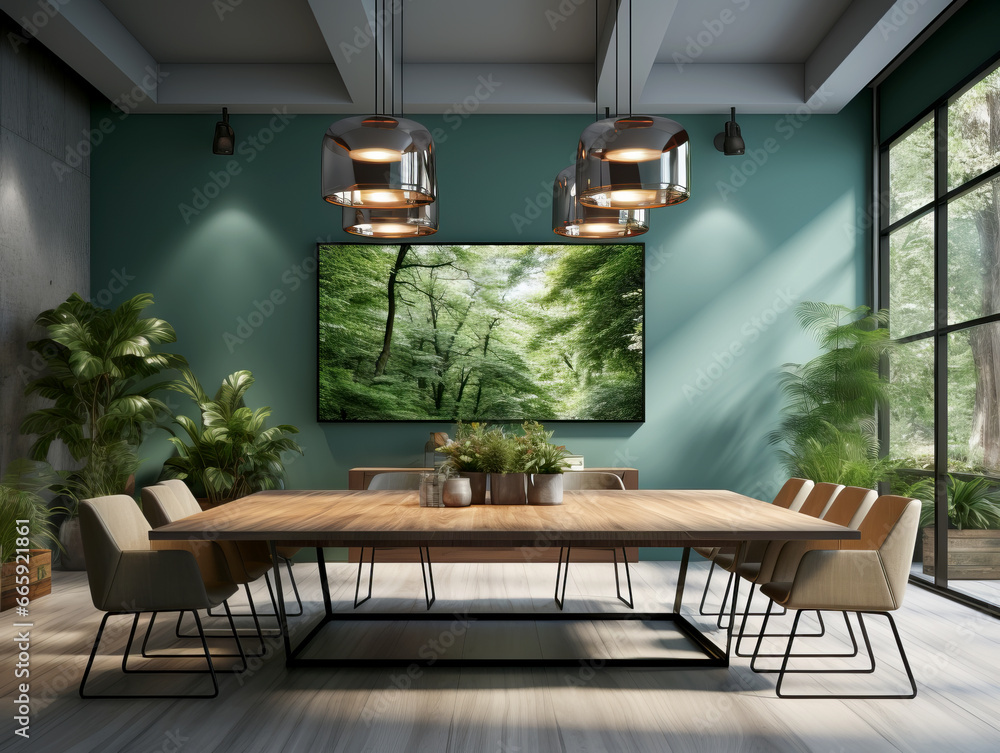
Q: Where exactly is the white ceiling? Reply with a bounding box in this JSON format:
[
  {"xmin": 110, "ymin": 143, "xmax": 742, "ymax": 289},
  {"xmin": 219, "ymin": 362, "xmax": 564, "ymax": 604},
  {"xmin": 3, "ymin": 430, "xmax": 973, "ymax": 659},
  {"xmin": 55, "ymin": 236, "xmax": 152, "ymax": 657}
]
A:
[{"xmin": 0, "ymin": 0, "xmax": 962, "ymax": 114}]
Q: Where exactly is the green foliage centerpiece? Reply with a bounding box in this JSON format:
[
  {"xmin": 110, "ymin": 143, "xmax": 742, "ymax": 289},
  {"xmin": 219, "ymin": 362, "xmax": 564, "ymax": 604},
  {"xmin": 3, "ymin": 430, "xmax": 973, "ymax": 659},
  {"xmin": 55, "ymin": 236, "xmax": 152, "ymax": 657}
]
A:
[{"xmin": 520, "ymin": 421, "xmax": 571, "ymax": 505}]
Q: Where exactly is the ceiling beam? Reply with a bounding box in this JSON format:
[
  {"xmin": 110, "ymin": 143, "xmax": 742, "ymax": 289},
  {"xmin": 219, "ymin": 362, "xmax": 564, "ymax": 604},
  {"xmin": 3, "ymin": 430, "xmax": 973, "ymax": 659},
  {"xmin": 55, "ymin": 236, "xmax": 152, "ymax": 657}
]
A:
[
  {"xmin": 155, "ymin": 65, "xmax": 351, "ymax": 112},
  {"xmin": 641, "ymin": 64, "xmax": 804, "ymax": 114},
  {"xmin": 804, "ymin": 0, "xmax": 956, "ymax": 111},
  {"xmin": 306, "ymin": 0, "xmax": 376, "ymax": 110},
  {"xmin": 0, "ymin": 0, "xmax": 159, "ymax": 106},
  {"xmin": 596, "ymin": 0, "xmax": 679, "ymax": 118},
  {"xmin": 402, "ymin": 64, "xmax": 592, "ymax": 115}
]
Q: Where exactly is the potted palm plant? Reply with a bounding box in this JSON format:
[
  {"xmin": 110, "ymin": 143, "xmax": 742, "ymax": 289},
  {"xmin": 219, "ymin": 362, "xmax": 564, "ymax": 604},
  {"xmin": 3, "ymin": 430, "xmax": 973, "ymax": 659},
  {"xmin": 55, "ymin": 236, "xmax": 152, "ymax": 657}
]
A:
[
  {"xmin": 521, "ymin": 421, "xmax": 571, "ymax": 505},
  {"xmin": 769, "ymin": 302, "xmax": 896, "ymax": 487},
  {"xmin": 18, "ymin": 292, "xmax": 184, "ymax": 567},
  {"xmin": 904, "ymin": 475, "xmax": 1000, "ymax": 579},
  {"xmin": 161, "ymin": 369, "xmax": 304, "ymax": 506}
]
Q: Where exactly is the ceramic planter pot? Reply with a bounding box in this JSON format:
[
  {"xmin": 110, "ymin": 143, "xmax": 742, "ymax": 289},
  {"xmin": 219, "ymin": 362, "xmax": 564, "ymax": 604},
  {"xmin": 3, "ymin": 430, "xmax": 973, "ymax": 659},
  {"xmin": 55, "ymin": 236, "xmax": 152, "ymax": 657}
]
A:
[
  {"xmin": 490, "ymin": 473, "xmax": 527, "ymax": 505},
  {"xmin": 443, "ymin": 477, "xmax": 473, "ymax": 507},
  {"xmin": 527, "ymin": 473, "xmax": 564, "ymax": 505},
  {"xmin": 58, "ymin": 518, "xmax": 86, "ymax": 571},
  {"xmin": 459, "ymin": 471, "xmax": 487, "ymax": 504}
]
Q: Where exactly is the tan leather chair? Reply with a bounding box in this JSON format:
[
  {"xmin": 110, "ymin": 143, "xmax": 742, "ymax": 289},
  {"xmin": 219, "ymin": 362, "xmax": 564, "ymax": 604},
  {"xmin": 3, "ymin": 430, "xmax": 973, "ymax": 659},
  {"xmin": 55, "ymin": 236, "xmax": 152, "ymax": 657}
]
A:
[
  {"xmin": 158, "ymin": 479, "xmax": 305, "ymax": 616},
  {"xmin": 143, "ymin": 484, "xmax": 273, "ymax": 654},
  {"xmin": 733, "ymin": 485, "xmax": 877, "ymax": 656},
  {"xmin": 696, "ymin": 478, "xmax": 817, "ymax": 622},
  {"xmin": 749, "ymin": 495, "xmax": 921, "ymax": 698},
  {"xmin": 555, "ymin": 472, "xmax": 632, "ymax": 609},
  {"xmin": 78, "ymin": 495, "xmax": 242, "ymax": 699},
  {"xmin": 357, "ymin": 473, "xmax": 434, "ymax": 609}
]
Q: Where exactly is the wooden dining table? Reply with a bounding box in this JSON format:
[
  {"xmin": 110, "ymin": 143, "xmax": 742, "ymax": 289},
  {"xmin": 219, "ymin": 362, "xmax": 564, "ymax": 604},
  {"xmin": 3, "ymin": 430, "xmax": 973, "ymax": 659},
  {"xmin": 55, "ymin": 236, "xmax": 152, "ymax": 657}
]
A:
[{"xmin": 149, "ymin": 488, "xmax": 860, "ymax": 669}]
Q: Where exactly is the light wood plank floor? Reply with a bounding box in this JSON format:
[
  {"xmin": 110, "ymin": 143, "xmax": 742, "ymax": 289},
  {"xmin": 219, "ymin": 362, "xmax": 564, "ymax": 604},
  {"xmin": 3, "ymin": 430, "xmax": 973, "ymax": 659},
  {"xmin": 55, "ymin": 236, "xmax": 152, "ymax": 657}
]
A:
[{"xmin": 2, "ymin": 560, "xmax": 999, "ymax": 753}]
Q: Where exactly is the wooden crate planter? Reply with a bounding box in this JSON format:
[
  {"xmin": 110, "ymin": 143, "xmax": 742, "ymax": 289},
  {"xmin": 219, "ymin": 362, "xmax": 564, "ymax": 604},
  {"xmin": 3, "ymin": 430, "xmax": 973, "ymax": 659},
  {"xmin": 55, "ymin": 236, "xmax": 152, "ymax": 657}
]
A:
[
  {"xmin": 923, "ymin": 529, "xmax": 1000, "ymax": 579},
  {"xmin": 1, "ymin": 550, "xmax": 52, "ymax": 612}
]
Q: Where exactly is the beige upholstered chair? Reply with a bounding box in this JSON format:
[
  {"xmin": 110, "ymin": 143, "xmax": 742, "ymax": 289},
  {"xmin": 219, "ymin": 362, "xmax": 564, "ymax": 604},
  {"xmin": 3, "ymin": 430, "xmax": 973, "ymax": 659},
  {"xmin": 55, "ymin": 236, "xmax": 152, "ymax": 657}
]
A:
[
  {"xmin": 78, "ymin": 495, "xmax": 243, "ymax": 699},
  {"xmin": 357, "ymin": 472, "xmax": 434, "ymax": 609},
  {"xmin": 162, "ymin": 479, "xmax": 305, "ymax": 618},
  {"xmin": 555, "ymin": 472, "xmax": 632, "ymax": 609},
  {"xmin": 696, "ymin": 478, "xmax": 816, "ymax": 621},
  {"xmin": 157, "ymin": 479, "xmax": 297, "ymax": 618},
  {"xmin": 733, "ymin": 485, "xmax": 877, "ymax": 655},
  {"xmin": 142, "ymin": 484, "xmax": 274, "ymax": 655},
  {"xmin": 749, "ymin": 495, "xmax": 921, "ymax": 698}
]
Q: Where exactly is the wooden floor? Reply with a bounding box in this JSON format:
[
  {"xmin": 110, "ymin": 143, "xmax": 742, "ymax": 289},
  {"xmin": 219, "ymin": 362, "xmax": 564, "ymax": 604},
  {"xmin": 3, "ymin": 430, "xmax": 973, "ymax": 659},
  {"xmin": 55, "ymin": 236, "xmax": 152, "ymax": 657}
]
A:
[{"xmin": 3, "ymin": 560, "xmax": 1000, "ymax": 753}]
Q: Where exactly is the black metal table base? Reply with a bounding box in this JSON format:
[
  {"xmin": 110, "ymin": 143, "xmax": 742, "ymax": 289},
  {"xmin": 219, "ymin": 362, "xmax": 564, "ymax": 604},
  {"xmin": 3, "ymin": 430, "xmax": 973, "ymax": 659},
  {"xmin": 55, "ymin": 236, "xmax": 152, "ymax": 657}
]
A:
[{"xmin": 267, "ymin": 544, "xmax": 741, "ymax": 669}]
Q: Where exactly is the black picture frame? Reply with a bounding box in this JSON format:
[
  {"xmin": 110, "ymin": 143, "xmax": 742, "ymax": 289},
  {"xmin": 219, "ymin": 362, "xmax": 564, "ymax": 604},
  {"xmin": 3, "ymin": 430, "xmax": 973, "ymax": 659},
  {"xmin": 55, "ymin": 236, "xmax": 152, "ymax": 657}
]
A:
[{"xmin": 315, "ymin": 241, "xmax": 646, "ymax": 423}]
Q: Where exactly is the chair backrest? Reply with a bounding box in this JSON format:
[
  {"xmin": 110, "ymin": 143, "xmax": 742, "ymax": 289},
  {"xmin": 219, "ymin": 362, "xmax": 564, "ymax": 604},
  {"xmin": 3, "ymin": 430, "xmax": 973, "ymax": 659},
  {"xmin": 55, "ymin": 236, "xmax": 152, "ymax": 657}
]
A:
[
  {"xmin": 561, "ymin": 472, "xmax": 626, "ymax": 491},
  {"xmin": 820, "ymin": 486, "xmax": 877, "ymax": 528},
  {"xmin": 160, "ymin": 479, "xmax": 204, "ymax": 511},
  {"xmin": 773, "ymin": 478, "xmax": 814, "ymax": 511},
  {"xmin": 367, "ymin": 472, "xmax": 424, "ymax": 490},
  {"xmin": 79, "ymin": 495, "xmax": 151, "ymax": 610},
  {"xmin": 142, "ymin": 484, "xmax": 201, "ymax": 528},
  {"xmin": 848, "ymin": 495, "xmax": 921, "ymax": 609},
  {"xmin": 796, "ymin": 482, "xmax": 845, "ymax": 518}
]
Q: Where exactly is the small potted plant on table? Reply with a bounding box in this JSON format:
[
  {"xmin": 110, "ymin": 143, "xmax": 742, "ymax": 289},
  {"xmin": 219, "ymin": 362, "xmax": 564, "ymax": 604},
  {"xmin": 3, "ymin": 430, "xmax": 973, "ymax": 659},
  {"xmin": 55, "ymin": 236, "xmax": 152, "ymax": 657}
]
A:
[{"xmin": 520, "ymin": 421, "xmax": 571, "ymax": 505}]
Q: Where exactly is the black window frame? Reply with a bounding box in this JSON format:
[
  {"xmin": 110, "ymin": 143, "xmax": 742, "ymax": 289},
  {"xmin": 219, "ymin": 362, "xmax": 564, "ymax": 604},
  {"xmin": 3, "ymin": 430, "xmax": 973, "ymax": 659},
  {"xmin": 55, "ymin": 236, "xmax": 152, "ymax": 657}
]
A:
[{"xmin": 878, "ymin": 50, "xmax": 1000, "ymax": 619}]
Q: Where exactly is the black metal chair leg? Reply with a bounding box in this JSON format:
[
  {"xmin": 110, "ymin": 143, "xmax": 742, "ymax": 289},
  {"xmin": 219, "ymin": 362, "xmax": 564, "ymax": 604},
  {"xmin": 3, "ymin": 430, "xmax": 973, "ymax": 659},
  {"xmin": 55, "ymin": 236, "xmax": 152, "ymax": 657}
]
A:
[
  {"xmin": 354, "ymin": 546, "xmax": 374, "ymax": 608},
  {"xmin": 279, "ymin": 557, "xmax": 304, "ymax": 616},
  {"xmin": 419, "ymin": 546, "xmax": 436, "ymax": 609},
  {"xmin": 554, "ymin": 546, "xmax": 571, "ymax": 610},
  {"xmin": 80, "ymin": 611, "xmax": 220, "ymax": 699},
  {"xmin": 716, "ymin": 571, "xmax": 735, "ymax": 629},
  {"xmin": 735, "ymin": 586, "xmax": 828, "ymax": 657},
  {"xmin": 749, "ymin": 609, "xmax": 866, "ymax": 668},
  {"xmin": 697, "ymin": 559, "xmax": 718, "ymax": 615},
  {"xmin": 772, "ymin": 610, "xmax": 913, "ymax": 698},
  {"xmin": 142, "ymin": 605, "xmax": 260, "ymax": 664},
  {"xmin": 612, "ymin": 547, "xmax": 634, "ymax": 609}
]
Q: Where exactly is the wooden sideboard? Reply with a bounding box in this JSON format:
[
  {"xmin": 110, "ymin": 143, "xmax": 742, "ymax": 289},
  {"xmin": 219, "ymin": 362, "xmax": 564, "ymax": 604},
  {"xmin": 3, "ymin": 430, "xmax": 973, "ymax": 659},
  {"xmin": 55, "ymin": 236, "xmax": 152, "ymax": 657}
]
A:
[{"xmin": 347, "ymin": 467, "xmax": 639, "ymax": 563}]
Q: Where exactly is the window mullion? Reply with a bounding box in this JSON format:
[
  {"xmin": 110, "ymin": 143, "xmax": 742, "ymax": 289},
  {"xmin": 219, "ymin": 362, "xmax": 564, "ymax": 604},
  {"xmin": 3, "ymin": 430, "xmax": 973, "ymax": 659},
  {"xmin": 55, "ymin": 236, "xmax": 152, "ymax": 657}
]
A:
[{"xmin": 933, "ymin": 102, "xmax": 949, "ymax": 590}]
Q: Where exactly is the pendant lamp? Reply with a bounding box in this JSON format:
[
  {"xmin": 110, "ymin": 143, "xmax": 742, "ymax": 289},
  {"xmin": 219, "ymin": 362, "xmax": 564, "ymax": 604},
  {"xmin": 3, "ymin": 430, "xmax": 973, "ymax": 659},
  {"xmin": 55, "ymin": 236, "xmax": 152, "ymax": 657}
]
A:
[
  {"xmin": 576, "ymin": 115, "xmax": 690, "ymax": 209},
  {"xmin": 576, "ymin": 0, "xmax": 690, "ymax": 210},
  {"xmin": 344, "ymin": 200, "xmax": 438, "ymax": 237},
  {"xmin": 321, "ymin": 0, "xmax": 436, "ymax": 211},
  {"xmin": 552, "ymin": 165, "xmax": 647, "ymax": 238}
]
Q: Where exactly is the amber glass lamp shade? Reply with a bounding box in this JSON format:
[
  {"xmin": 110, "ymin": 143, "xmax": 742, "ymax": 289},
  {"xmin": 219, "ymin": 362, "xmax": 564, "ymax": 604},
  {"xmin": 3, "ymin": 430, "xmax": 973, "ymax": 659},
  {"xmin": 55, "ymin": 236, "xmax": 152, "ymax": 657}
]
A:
[
  {"xmin": 576, "ymin": 115, "xmax": 690, "ymax": 209},
  {"xmin": 552, "ymin": 166, "xmax": 647, "ymax": 238},
  {"xmin": 344, "ymin": 201, "xmax": 438, "ymax": 238},
  {"xmin": 322, "ymin": 115, "xmax": 436, "ymax": 208}
]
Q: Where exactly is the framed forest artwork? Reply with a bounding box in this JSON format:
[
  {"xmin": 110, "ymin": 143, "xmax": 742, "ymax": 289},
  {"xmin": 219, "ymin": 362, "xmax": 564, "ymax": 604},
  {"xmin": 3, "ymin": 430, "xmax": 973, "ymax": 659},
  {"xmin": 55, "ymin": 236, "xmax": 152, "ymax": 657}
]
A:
[{"xmin": 317, "ymin": 243, "xmax": 644, "ymax": 422}]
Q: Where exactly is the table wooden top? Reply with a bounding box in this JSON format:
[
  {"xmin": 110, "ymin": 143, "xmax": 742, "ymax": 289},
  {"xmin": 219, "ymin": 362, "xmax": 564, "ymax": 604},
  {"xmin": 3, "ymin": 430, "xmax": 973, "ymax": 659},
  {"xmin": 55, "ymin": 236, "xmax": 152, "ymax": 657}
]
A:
[{"xmin": 148, "ymin": 489, "xmax": 861, "ymax": 548}]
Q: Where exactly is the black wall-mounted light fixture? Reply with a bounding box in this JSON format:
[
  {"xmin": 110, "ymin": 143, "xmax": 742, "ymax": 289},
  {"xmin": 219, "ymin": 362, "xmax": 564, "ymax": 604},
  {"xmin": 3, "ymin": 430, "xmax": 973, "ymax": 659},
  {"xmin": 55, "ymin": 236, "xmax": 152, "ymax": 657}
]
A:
[
  {"xmin": 212, "ymin": 107, "xmax": 235, "ymax": 155},
  {"xmin": 714, "ymin": 107, "xmax": 745, "ymax": 156}
]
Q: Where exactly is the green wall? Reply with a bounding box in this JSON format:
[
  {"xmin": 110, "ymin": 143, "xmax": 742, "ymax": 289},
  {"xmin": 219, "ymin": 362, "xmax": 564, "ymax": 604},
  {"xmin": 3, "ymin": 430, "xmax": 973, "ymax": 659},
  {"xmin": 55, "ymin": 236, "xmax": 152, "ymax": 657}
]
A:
[
  {"xmin": 879, "ymin": 0, "xmax": 1000, "ymax": 141},
  {"xmin": 91, "ymin": 98, "xmax": 872, "ymax": 546}
]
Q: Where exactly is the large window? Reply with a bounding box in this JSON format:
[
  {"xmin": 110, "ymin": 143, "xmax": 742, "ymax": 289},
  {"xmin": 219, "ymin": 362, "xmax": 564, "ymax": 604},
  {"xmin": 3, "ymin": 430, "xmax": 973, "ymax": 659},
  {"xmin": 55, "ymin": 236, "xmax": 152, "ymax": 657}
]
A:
[{"xmin": 883, "ymin": 61, "xmax": 1000, "ymax": 611}]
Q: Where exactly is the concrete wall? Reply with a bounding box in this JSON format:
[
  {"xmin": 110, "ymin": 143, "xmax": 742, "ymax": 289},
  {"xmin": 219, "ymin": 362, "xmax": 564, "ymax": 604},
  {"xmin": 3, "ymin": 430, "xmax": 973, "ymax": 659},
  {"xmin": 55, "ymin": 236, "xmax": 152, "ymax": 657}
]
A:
[{"xmin": 0, "ymin": 13, "xmax": 91, "ymax": 472}]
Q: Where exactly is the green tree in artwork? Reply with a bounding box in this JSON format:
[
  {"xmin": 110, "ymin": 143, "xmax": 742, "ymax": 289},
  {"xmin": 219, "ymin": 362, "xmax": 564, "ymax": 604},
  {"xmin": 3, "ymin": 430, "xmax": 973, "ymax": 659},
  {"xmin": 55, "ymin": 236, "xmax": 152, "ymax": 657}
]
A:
[{"xmin": 317, "ymin": 243, "xmax": 644, "ymax": 421}]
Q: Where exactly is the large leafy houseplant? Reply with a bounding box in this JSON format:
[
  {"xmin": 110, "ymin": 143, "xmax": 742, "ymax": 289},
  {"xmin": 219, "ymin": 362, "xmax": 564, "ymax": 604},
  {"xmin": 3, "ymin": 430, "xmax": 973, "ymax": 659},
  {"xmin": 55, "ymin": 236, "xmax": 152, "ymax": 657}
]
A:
[
  {"xmin": 161, "ymin": 370, "xmax": 304, "ymax": 504},
  {"xmin": 18, "ymin": 292, "xmax": 184, "ymax": 502},
  {"xmin": 769, "ymin": 302, "xmax": 894, "ymax": 488},
  {"xmin": 0, "ymin": 485, "xmax": 62, "ymax": 565},
  {"xmin": 899, "ymin": 475, "xmax": 1000, "ymax": 530}
]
